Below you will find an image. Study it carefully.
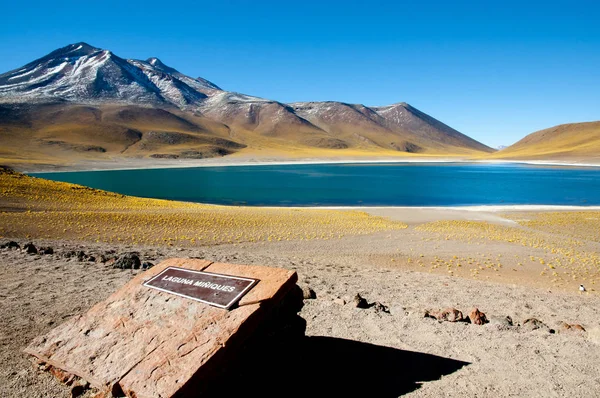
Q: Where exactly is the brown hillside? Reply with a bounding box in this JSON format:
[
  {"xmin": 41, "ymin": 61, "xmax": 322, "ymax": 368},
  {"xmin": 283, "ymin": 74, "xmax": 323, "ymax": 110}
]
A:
[
  {"xmin": 0, "ymin": 103, "xmax": 245, "ymax": 168},
  {"xmin": 491, "ymin": 121, "xmax": 600, "ymax": 162}
]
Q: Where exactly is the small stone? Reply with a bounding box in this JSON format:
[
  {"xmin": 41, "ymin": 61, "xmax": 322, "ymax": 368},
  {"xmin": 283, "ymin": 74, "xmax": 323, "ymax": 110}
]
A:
[
  {"xmin": 1, "ymin": 241, "xmax": 20, "ymax": 250},
  {"xmin": 38, "ymin": 247, "xmax": 54, "ymax": 255},
  {"xmin": 373, "ymin": 302, "xmax": 390, "ymax": 314},
  {"xmin": 468, "ymin": 308, "xmax": 488, "ymax": 325},
  {"xmin": 113, "ymin": 252, "xmax": 141, "ymax": 269},
  {"xmin": 353, "ymin": 293, "xmax": 369, "ymax": 309},
  {"xmin": 333, "ymin": 297, "xmax": 346, "ymax": 305},
  {"xmin": 63, "ymin": 250, "xmax": 76, "ymax": 259},
  {"xmin": 522, "ymin": 318, "xmax": 550, "ymax": 331},
  {"xmin": 488, "ymin": 315, "xmax": 513, "ymax": 329},
  {"xmin": 300, "ymin": 285, "xmax": 316, "ymax": 300},
  {"xmin": 23, "ymin": 242, "xmax": 38, "ymax": 254},
  {"xmin": 87, "ymin": 256, "xmax": 96, "ymax": 262},
  {"xmin": 142, "ymin": 261, "xmax": 154, "ymax": 270},
  {"xmin": 424, "ymin": 308, "xmax": 464, "ymax": 322}
]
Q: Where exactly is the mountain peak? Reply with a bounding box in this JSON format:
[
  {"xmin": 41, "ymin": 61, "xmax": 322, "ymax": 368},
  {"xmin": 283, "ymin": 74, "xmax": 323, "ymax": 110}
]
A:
[
  {"xmin": 147, "ymin": 57, "xmax": 160, "ymax": 65},
  {"xmin": 70, "ymin": 42, "xmax": 99, "ymax": 52},
  {"xmin": 50, "ymin": 42, "xmax": 102, "ymax": 58},
  {"xmin": 146, "ymin": 57, "xmax": 178, "ymax": 74}
]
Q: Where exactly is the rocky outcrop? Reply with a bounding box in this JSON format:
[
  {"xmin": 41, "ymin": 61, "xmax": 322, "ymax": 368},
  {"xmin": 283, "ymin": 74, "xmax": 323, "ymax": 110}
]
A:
[{"xmin": 25, "ymin": 258, "xmax": 299, "ymax": 398}]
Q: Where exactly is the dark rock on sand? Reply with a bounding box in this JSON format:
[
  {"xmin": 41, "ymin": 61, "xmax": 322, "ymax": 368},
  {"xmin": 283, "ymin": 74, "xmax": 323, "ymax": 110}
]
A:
[
  {"xmin": 142, "ymin": 261, "xmax": 154, "ymax": 270},
  {"xmin": 468, "ymin": 308, "xmax": 488, "ymax": 325},
  {"xmin": 38, "ymin": 247, "xmax": 54, "ymax": 255},
  {"xmin": 63, "ymin": 250, "xmax": 89, "ymax": 261},
  {"xmin": 373, "ymin": 302, "xmax": 390, "ymax": 314},
  {"xmin": 113, "ymin": 252, "xmax": 141, "ymax": 269},
  {"xmin": 0, "ymin": 241, "xmax": 20, "ymax": 250},
  {"xmin": 353, "ymin": 293, "xmax": 369, "ymax": 309},
  {"xmin": 23, "ymin": 242, "xmax": 38, "ymax": 254},
  {"xmin": 76, "ymin": 251, "xmax": 87, "ymax": 261}
]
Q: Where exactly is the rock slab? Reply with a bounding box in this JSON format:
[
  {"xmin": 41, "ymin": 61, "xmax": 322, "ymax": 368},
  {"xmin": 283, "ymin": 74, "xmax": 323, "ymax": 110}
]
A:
[{"xmin": 24, "ymin": 258, "xmax": 298, "ymax": 398}]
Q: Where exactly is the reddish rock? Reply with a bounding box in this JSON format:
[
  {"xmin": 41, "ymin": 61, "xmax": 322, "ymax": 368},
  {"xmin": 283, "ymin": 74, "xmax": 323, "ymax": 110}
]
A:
[
  {"xmin": 425, "ymin": 308, "xmax": 464, "ymax": 322},
  {"xmin": 468, "ymin": 308, "xmax": 488, "ymax": 325},
  {"xmin": 25, "ymin": 258, "xmax": 298, "ymax": 398},
  {"xmin": 48, "ymin": 365, "xmax": 73, "ymax": 384},
  {"xmin": 558, "ymin": 322, "xmax": 586, "ymax": 333}
]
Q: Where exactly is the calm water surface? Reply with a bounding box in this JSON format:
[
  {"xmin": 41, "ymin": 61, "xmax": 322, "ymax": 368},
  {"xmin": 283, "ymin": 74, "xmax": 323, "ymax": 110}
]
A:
[{"xmin": 31, "ymin": 163, "xmax": 600, "ymax": 207}]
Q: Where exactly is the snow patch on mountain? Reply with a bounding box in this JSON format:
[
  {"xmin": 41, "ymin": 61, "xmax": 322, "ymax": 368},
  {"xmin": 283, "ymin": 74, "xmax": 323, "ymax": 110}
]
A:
[{"xmin": 0, "ymin": 42, "xmax": 221, "ymax": 108}]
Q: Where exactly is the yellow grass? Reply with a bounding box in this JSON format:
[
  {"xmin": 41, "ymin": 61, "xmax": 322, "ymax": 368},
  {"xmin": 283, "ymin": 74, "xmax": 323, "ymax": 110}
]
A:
[
  {"xmin": 0, "ymin": 170, "xmax": 407, "ymax": 246},
  {"xmin": 416, "ymin": 219, "xmax": 600, "ymax": 289}
]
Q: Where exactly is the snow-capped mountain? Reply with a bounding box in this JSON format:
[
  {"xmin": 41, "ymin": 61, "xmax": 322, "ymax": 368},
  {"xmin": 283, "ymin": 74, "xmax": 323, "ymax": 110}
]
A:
[
  {"xmin": 0, "ymin": 42, "xmax": 220, "ymax": 108},
  {"xmin": 0, "ymin": 42, "xmax": 494, "ymax": 158}
]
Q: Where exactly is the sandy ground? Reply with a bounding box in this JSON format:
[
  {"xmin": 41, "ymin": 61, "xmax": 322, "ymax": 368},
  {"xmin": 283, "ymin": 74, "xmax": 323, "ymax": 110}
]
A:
[{"xmin": 1, "ymin": 223, "xmax": 599, "ymax": 397}]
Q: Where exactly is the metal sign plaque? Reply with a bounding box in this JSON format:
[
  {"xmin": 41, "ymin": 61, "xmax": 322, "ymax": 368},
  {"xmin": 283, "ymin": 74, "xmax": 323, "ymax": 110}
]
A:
[{"xmin": 143, "ymin": 267, "xmax": 259, "ymax": 309}]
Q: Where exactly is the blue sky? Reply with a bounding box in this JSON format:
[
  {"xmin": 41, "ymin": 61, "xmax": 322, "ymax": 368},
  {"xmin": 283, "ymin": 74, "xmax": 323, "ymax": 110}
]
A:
[{"xmin": 1, "ymin": 0, "xmax": 599, "ymax": 148}]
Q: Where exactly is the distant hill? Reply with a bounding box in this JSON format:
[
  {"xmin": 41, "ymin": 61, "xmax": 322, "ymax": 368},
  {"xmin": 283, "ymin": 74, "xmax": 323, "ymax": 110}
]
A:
[
  {"xmin": 492, "ymin": 121, "xmax": 600, "ymax": 163},
  {"xmin": 0, "ymin": 42, "xmax": 494, "ymax": 168}
]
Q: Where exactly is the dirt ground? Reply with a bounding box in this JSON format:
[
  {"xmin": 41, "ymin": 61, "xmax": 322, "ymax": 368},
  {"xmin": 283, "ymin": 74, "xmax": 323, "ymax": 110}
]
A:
[{"xmin": 1, "ymin": 231, "xmax": 599, "ymax": 397}]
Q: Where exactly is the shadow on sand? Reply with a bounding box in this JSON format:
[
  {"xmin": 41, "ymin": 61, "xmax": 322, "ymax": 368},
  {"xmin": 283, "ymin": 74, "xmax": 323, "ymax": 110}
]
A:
[
  {"xmin": 180, "ymin": 287, "xmax": 469, "ymax": 398},
  {"xmin": 200, "ymin": 318, "xmax": 469, "ymax": 397}
]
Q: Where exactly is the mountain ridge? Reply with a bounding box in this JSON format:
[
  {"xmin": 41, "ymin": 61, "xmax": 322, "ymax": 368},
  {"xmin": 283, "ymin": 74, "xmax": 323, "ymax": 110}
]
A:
[{"xmin": 0, "ymin": 42, "xmax": 495, "ymax": 168}]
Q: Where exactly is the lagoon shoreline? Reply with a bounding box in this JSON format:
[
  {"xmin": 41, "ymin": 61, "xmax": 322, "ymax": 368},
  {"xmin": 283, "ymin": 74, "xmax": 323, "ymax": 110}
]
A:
[{"xmin": 20, "ymin": 155, "xmax": 600, "ymax": 174}]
